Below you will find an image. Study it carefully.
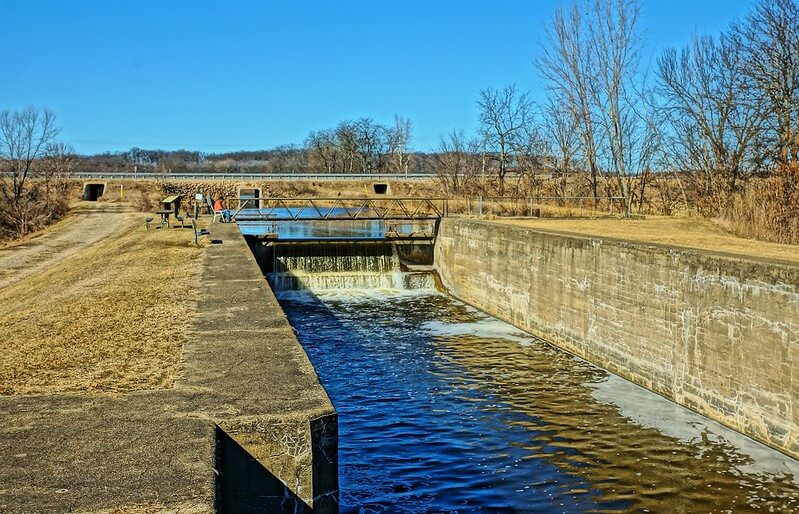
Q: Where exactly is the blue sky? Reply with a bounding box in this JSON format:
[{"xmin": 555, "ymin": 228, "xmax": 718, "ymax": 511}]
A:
[{"xmin": 0, "ymin": 0, "xmax": 752, "ymax": 154}]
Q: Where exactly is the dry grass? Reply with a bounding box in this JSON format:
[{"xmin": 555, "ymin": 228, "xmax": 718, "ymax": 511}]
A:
[
  {"xmin": 0, "ymin": 216, "xmax": 207, "ymax": 396},
  {"xmin": 494, "ymin": 215, "xmax": 799, "ymax": 264},
  {"xmin": 90, "ymin": 501, "xmax": 208, "ymax": 514}
]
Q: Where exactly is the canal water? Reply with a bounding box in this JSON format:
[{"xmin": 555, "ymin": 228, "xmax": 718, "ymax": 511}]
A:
[{"xmin": 268, "ymin": 245, "xmax": 799, "ymax": 513}]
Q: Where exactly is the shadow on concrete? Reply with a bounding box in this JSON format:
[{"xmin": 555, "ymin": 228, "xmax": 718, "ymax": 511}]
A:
[
  {"xmin": 216, "ymin": 417, "xmax": 338, "ymax": 513},
  {"xmin": 217, "ymin": 427, "xmax": 312, "ymax": 513}
]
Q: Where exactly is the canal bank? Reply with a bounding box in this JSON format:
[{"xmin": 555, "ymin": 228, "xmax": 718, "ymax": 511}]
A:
[
  {"xmin": 434, "ymin": 218, "xmax": 799, "ymax": 460},
  {"xmin": 0, "ymin": 221, "xmax": 337, "ymax": 513}
]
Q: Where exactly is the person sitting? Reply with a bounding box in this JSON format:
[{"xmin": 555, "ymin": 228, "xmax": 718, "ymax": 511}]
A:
[
  {"xmin": 214, "ymin": 197, "xmax": 233, "ymax": 222},
  {"xmin": 212, "ymin": 197, "xmax": 225, "ymax": 222}
]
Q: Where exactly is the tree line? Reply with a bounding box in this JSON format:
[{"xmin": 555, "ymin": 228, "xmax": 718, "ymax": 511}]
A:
[
  {"xmin": 437, "ymin": 0, "xmax": 798, "ymax": 200},
  {"xmin": 3, "ymin": 0, "xmax": 798, "ymax": 243},
  {"xmin": 433, "ymin": 0, "xmax": 799, "ymax": 243},
  {"xmin": 71, "ymin": 1, "xmax": 799, "ymax": 204},
  {"xmin": 73, "ymin": 115, "xmax": 421, "ymax": 175},
  {"xmin": 0, "ymin": 108, "xmax": 73, "ymax": 238}
]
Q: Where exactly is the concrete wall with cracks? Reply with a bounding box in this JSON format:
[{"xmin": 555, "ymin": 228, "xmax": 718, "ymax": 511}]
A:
[{"xmin": 435, "ymin": 219, "xmax": 799, "ymax": 459}]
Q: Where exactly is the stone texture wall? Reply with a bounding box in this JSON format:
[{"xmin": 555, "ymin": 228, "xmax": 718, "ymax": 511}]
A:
[{"xmin": 435, "ymin": 219, "xmax": 799, "ymax": 458}]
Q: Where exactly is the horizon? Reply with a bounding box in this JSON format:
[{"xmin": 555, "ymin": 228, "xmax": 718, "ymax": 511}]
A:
[{"xmin": 2, "ymin": 0, "xmax": 751, "ymax": 154}]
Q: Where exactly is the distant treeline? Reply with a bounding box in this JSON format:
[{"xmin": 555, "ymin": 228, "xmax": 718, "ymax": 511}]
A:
[{"xmin": 74, "ymin": 115, "xmax": 436, "ymax": 175}]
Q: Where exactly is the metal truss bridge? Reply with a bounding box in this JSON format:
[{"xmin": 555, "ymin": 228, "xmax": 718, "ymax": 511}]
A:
[
  {"xmin": 232, "ymin": 197, "xmax": 448, "ymax": 242},
  {"xmin": 231, "ymin": 197, "xmax": 448, "ymax": 222}
]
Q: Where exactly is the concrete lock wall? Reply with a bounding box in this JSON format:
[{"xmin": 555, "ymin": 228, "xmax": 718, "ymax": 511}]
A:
[{"xmin": 434, "ymin": 219, "xmax": 799, "ymax": 458}]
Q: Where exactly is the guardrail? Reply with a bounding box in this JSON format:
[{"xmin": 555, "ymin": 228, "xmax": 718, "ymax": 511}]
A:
[
  {"xmin": 465, "ymin": 195, "xmax": 631, "ymax": 217},
  {"xmin": 69, "ymin": 171, "xmax": 434, "ymax": 181}
]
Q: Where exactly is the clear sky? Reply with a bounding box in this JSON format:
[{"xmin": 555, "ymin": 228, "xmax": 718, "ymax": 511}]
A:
[{"xmin": 0, "ymin": 0, "xmax": 752, "ymax": 154}]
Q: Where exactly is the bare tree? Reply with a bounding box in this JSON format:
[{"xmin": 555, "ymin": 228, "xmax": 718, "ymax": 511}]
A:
[
  {"xmin": 658, "ymin": 33, "xmax": 771, "ymax": 209},
  {"xmin": 387, "ymin": 115, "xmax": 413, "ymax": 174},
  {"xmin": 352, "ymin": 118, "xmax": 389, "ymax": 172},
  {"xmin": 335, "ymin": 122, "xmax": 359, "ymax": 173},
  {"xmin": 540, "ymin": 0, "xmax": 657, "ymax": 213},
  {"xmin": 735, "ymin": 0, "xmax": 799, "ymax": 166},
  {"xmin": 434, "ymin": 130, "xmax": 480, "ymax": 195},
  {"xmin": 538, "ymin": 2, "xmax": 602, "ymax": 203},
  {"xmin": 306, "ymin": 129, "xmax": 342, "ymax": 173},
  {"xmin": 0, "ymin": 107, "xmax": 62, "ymax": 237},
  {"xmin": 511, "ymin": 123, "xmax": 548, "ymax": 196},
  {"xmin": 41, "ymin": 142, "xmax": 75, "ymax": 212},
  {"xmin": 477, "ymin": 84, "xmax": 534, "ymax": 195},
  {"xmin": 588, "ymin": 0, "xmax": 646, "ymax": 210},
  {"xmin": 543, "ymin": 97, "xmax": 581, "ymax": 198}
]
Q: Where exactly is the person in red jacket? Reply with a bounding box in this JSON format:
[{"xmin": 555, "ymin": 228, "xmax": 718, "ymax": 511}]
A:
[{"xmin": 213, "ymin": 198, "xmax": 232, "ymax": 222}]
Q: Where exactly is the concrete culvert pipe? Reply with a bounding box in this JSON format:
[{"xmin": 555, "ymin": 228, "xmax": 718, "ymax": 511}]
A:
[{"xmin": 82, "ymin": 182, "xmax": 106, "ymax": 201}]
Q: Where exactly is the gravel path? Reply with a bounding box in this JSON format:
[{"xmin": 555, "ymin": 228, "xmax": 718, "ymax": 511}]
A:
[{"xmin": 0, "ymin": 202, "xmax": 139, "ymax": 290}]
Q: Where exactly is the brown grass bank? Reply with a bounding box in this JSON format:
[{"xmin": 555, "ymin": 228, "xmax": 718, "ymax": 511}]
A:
[
  {"xmin": 0, "ymin": 205, "xmax": 206, "ymax": 396},
  {"xmin": 494, "ymin": 216, "xmax": 799, "ymax": 264}
]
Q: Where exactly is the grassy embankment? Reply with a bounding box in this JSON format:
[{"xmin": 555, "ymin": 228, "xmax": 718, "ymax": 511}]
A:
[
  {"xmin": 0, "ymin": 205, "xmax": 206, "ymax": 396},
  {"xmin": 496, "ymin": 216, "xmax": 799, "ymax": 264}
]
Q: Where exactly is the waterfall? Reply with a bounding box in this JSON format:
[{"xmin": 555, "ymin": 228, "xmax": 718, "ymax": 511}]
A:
[{"xmin": 267, "ymin": 242, "xmax": 437, "ymax": 292}]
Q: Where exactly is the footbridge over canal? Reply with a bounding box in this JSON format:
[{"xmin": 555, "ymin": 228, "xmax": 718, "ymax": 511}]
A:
[{"xmin": 232, "ymin": 197, "xmax": 448, "ymax": 243}]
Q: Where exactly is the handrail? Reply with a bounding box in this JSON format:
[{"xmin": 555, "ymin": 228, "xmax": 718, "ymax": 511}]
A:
[
  {"xmin": 466, "ymin": 195, "xmax": 631, "ymax": 217},
  {"xmin": 232, "ymin": 197, "xmax": 448, "ymax": 221}
]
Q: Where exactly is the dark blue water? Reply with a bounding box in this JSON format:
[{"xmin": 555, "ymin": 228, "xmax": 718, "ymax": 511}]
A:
[
  {"xmin": 278, "ymin": 289, "xmax": 799, "ymax": 513},
  {"xmin": 239, "ymin": 219, "xmax": 385, "ymax": 239}
]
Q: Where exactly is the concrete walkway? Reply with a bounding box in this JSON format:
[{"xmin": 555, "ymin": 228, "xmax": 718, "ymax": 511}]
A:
[{"xmin": 0, "ymin": 222, "xmax": 337, "ymax": 512}]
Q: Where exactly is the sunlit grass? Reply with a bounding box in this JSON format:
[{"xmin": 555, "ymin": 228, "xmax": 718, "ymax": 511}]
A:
[
  {"xmin": 494, "ymin": 216, "xmax": 799, "ymax": 263},
  {"xmin": 0, "ymin": 216, "xmax": 206, "ymax": 395}
]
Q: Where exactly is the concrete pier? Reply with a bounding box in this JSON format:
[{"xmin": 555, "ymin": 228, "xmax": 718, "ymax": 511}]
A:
[{"xmin": 0, "ymin": 223, "xmax": 337, "ymax": 512}]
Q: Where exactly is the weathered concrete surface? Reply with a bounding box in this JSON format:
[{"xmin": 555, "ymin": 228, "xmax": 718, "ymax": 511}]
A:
[
  {"xmin": 0, "ymin": 393, "xmax": 216, "ymax": 513},
  {"xmin": 435, "ymin": 219, "xmax": 799, "ymax": 459},
  {"xmin": 0, "ymin": 222, "xmax": 337, "ymax": 512},
  {"xmin": 183, "ymin": 222, "xmax": 338, "ymax": 512}
]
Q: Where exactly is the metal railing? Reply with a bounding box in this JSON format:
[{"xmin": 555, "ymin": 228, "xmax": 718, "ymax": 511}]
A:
[
  {"xmin": 232, "ymin": 197, "xmax": 449, "ymax": 221},
  {"xmin": 464, "ymin": 195, "xmax": 630, "ymax": 218},
  {"xmin": 69, "ymin": 171, "xmax": 434, "ymax": 181}
]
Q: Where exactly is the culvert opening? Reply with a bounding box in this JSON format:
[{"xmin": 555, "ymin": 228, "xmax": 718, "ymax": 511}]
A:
[
  {"xmin": 82, "ymin": 183, "xmax": 106, "ymax": 201},
  {"xmin": 372, "ymin": 183, "xmax": 388, "ymax": 195}
]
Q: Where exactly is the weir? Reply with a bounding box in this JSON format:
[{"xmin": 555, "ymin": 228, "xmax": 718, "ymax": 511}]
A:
[
  {"xmin": 263, "ymin": 241, "xmax": 436, "ymax": 292},
  {"xmin": 244, "ymin": 238, "xmax": 437, "ymax": 301}
]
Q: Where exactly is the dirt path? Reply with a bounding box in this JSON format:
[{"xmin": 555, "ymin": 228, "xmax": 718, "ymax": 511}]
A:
[{"xmin": 0, "ymin": 202, "xmax": 140, "ymax": 290}]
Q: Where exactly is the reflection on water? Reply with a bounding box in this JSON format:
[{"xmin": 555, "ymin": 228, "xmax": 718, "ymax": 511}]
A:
[
  {"xmin": 237, "ymin": 208, "xmax": 433, "ymax": 239},
  {"xmin": 239, "ymin": 219, "xmax": 385, "ymax": 239},
  {"xmin": 278, "ymin": 290, "xmax": 799, "ymax": 512}
]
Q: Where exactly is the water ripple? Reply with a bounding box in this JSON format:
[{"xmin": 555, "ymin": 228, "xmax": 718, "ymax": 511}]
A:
[{"xmin": 280, "ymin": 290, "xmax": 799, "ymax": 513}]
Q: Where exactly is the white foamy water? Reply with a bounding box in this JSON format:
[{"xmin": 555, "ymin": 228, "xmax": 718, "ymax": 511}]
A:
[
  {"xmin": 268, "ymin": 240, "xmax": 439, "ymax": 294},
  {"xmin": 281, "ymin": 286, "xmax": 438, "ymax": 304},
  {"xmin": 270, "ymin": 270, "xmax": 437, "ymax": 293},
  {"xmin": 420, "ymin": 318, "xmax": 537, "ymax": 345}
]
